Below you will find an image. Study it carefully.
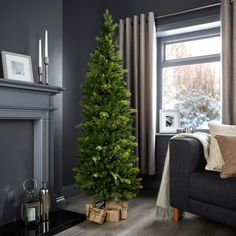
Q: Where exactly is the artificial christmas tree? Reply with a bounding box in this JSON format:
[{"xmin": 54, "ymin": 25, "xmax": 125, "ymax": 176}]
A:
[{"xmin": 74, "ymin": 10, "xmax": 142, "ymax": 205}]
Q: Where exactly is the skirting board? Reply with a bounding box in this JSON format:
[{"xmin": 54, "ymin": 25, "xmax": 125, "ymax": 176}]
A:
[
  {"xmin": 62, "ymin": 182, "xmax": 159, "ymax": 198},
  {"xmin": 62, "ymin": 184, "xmax": 83, "ymax": 199}
]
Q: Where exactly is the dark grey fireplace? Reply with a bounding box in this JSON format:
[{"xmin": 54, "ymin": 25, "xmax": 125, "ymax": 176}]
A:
[{"xmin": 0, "ymin": 78, "xmax": 63, "ymax": 226}]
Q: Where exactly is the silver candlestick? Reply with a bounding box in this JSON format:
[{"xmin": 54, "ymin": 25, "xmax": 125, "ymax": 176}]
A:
[
  {"xmin": 44, "ymin": 57, "xmax": 49, "ymax": 85},
  {"xmin": 38, "ymin": 66, "xmax": 43, "ymax": 84}
]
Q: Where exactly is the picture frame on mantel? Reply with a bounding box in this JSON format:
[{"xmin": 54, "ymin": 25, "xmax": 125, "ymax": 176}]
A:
[
  {"xmin": 1, "ymin": 51, "xmax": 34, "ymax": 83},
  {"xmin": 159, "ymin": 109, "xmax": 180, "ymax": 133}
]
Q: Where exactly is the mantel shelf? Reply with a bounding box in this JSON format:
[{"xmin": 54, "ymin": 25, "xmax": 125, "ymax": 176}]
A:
[{"xmin": 0, "ymin": 78, "xmax": 64, "ymax": 95}]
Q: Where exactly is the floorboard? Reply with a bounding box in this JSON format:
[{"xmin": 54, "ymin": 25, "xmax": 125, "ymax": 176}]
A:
[{"xmin": 56, "ymin": 191, "xmax": 236, "ymax": 236}]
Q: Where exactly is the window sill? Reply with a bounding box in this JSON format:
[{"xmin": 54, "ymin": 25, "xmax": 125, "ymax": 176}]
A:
[
  {"xmin": 156, "ymin": 133, "xmax": 175, "ymax": 137},
  {"xmin": 156, "ymin": 129, "xmax": 209, "ymax": 137}
]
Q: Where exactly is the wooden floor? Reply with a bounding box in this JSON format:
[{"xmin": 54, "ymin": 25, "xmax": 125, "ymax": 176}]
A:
[{"xmin": 57, "ymin": 191, "xmax": 236, "ymax": 236}]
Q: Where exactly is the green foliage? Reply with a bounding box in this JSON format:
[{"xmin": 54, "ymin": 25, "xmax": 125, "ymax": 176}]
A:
[
  {"xmin": 74, "ymin": 10, "xmax": 142, "ymax": 203},
  {"xmin": 175, "ymin": 90, "xmax": 221, "ymax": 129}
]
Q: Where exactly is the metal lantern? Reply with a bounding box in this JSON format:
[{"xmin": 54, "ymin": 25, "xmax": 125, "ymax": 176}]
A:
[{"xmin": 21, "ymin": 178, "xmax": 40, "ymax": 225}]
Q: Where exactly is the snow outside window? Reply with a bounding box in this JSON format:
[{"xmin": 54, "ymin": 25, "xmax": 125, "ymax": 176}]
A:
[{"xmin": 160, "ymin": 30, "xmax": 221, "ymax": 129}]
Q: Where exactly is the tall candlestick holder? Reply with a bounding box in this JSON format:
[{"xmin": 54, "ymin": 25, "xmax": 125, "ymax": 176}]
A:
[
  {"xmin": 44, "ymin": 57, "xmax": 49, "ymax": 85},
  {"xmin": 38, "ymin": 66, "xmax": 43, "ymax": 84}
]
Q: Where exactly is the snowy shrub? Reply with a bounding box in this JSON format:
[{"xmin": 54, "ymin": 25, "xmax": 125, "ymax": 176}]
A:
[{"xmin": 174, "ymin": 90, "xmax": 221, "ymax": 129}]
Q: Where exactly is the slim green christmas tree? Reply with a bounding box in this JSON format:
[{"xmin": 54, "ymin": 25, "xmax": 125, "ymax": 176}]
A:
[{"xmin": 74, "ymin": 10, "xmax": 142, "ymax": 203}]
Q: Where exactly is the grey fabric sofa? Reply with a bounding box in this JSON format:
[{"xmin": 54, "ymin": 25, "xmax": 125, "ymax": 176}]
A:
[{"xmin": 169, "ymin": 137, "xmax": 236, "ymax": 228}]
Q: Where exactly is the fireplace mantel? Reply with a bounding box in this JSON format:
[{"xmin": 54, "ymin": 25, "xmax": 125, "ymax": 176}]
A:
[
  {"xmin": 0, "ymin": 78, "xmax": 64, "ymax": 211},
  {"xmin": 0, "ymin": 78, "xmax": 64, "ymax": 94}
]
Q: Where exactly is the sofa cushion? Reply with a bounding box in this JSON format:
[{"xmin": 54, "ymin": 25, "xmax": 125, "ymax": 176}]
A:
[
  {"xmin": 189, "ymin": 171, "xmax": 236, "ymax": 211},
  {"xmin": 207, "ymin": 123, "xmax": 236, "ymax": 172},
  {"xmin": 215, "ymin": 135, "xmax": 236, "ymax": 179}
]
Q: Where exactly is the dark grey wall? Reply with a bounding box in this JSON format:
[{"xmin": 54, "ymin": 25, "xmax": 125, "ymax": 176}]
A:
[
  {"xmin": 62, "ymin": 0, "xmax": 220, "ymax": 187},
  {"xmin": 0, "ymin": 0, "xmax": 63, "ymax": 203},
  {"xmin": 0, "ymin": 120, "xmax": 33, "ymax": 226},
  {"xmin": 0, "ymin": 0, "xmax": 63, "ymax": 84},
  {"xmin": 63, "ymin": 0, "xmax": 106, "ymax": 186}
]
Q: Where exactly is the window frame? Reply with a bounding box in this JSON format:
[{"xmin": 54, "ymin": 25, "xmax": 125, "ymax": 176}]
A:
[{"xmin": 157, "ymin": 26, "xmax": 221, "ymax": 131}]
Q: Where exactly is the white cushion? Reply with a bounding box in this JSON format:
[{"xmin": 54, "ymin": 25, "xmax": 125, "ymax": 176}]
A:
[{"xmin": 206, "ymin": 123, "xmax": 236, "ymax": 171}]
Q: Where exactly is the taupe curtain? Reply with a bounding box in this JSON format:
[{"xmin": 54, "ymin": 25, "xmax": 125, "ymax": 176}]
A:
[
  {"xmin": 119, "ymin": 12, "xmax": 157, "ymax": 175},
  {"xmin": 221, "ymin": 0, "xmax": 236, "ymax": 124}
]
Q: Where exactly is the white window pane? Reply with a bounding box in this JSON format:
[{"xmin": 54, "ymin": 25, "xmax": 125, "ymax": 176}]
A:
[
  {"xmin": 165, "ymin": 37, "xmax": 221, "ymax": 60},
  {"xmin": 163, "ymin": 62, "xmax": 221, "ymax": 129}
]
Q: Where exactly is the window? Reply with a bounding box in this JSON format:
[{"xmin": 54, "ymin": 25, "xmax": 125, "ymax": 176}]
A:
[{"xmin": 159, "ymin": 27, "xmax": 221, "ymax": 129}]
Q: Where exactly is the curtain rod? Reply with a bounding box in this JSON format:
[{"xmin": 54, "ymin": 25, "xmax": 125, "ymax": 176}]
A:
[{"xmin": 155, "ymin": 3, "xmax": 221, "ymax": 19}]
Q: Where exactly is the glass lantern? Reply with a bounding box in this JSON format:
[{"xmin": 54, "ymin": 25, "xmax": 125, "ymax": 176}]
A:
[{"xmin": 21, "ymin": 178, "xmax": 40, "ymax": 225}]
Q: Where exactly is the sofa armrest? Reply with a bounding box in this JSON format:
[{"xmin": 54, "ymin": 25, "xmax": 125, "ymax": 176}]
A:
[{"xmin": 169, "ymin": 137, "xmax": 206, "ymax": 210}]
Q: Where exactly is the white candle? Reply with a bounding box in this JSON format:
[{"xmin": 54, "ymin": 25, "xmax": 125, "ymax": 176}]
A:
[
  {"xmin": 45, "ymin": 30, "xmax": 48, "ymax": 57},
  {"xmin": 39, "ymin": 39, "xmax": 42, "ymax": 67},
  {"xmin": 27, "ymin": 208, "xmax": 36, "ymax": 221}
]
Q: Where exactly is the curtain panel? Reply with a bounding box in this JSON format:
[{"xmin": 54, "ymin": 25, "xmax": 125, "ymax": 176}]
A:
[
  {"xmin": 119, "ymin": 12, "xmax": 157, "ymax": 175},
  {"xmin": 221, "ymin": 0, "xmax": 236, "ymax": 124}
]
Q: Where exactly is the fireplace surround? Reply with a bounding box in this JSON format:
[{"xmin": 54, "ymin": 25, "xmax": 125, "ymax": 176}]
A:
[{"xmin": 0, "ymin": 78, "xmax": 64, "ymax": 225}]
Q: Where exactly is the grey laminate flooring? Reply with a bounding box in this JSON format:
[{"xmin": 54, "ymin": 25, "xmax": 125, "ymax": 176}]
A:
[{"xmin": 57, "ymin": 191, "xmax": 236, "ymax": 236}]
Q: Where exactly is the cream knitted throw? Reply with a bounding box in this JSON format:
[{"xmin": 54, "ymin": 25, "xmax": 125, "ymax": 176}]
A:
[{"xmin": 156, "ymin": 132, "xmax": 210, "ymax": 221}]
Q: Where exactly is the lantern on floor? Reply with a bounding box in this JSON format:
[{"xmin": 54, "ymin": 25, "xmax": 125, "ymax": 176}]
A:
[{"xmin": 21, "ymin": 178, "xmax": 40, "ymax": 225}]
